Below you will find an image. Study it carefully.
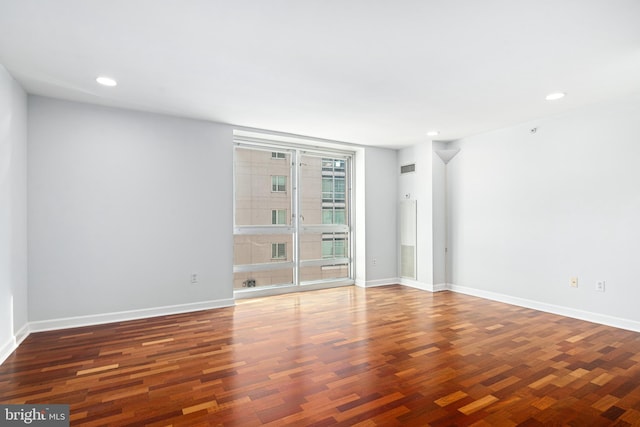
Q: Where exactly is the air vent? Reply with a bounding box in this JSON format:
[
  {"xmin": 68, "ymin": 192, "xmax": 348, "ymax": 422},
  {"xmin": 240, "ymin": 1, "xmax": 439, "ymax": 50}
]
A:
[{"xmin": 400, "ymin": 163, "xmax": 416, "ymax": 174}]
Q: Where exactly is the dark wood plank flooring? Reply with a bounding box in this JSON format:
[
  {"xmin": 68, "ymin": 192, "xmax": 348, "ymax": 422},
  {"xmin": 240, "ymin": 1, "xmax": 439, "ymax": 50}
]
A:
[{"xmin": 2, "ymin": 285, "xmax": 640, "ymax": 426}]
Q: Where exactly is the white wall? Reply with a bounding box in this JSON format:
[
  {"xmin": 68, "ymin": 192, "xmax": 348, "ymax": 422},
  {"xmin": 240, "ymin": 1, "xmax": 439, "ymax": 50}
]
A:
[
  {"xmin": 364, "ymin": 147, "xmax": 398, "ymax": 285},
  {"xmin": 0, "ymin": 65, "xmax": 28, "ymax": 362},
  {"xmin": 354, "ymin": 146, "xmax": 397, "ymax": 287},
  {"xmin": 447, "ymin": 95, "xmax": 640, "ymax": 328},
  {"xmin": 28, "ymin": 96, "xmax": 234, "ymax": 326}
]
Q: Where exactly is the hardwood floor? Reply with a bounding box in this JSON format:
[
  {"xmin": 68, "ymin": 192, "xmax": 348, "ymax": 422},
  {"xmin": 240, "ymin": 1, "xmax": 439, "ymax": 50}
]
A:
[{"xmin": 2, "ymin": 285, "xmax": 640, "ymax": 426}]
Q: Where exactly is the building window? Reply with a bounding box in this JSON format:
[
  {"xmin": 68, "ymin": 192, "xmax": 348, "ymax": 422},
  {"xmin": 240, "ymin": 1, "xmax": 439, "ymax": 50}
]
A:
[
  {"xmin": 271, "ymin": 152, "xmax": 286, "ymax": 159},
  {"xmin": 322, "ymin": 237, "xmax": 346, "ymax": 258},
  {"xmin": 322, "ymin": 176, "xmax": 346, "ymax": 203},
  {"xmin": 322, "ymin": 158, "xmax": 345, "ymax": 172},
  {"xmin": 272, "ymin": 209, "xmax": 287, "ymax": 225},
  {"xmin": 271, "ymin": 175, "xmax": 286, "ymax": 192},
  {"xmin": 322, "ymin": 207, "xmax": 345, "ymax": 224},
  {"xmin": 322, "ymin": 177, "xmax": 345, "ymax": 202},
  {"xmin": 322, "ymin": 157, "xmax": 346, "ymax": 203},
  {"xmin": 334, "ymin": 178, "xmax": 345, "ymax": 201},
  {"xmin": 271, "ymin": 242, "xmax": 286, "ymax": 259}
]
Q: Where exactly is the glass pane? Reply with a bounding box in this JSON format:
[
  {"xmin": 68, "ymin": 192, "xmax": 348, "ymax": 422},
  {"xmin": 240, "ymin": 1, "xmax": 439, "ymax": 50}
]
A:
[
  {"xmin": 322, "ymin": 209, "xmax": 332, "ymax": 224},
  {"xmin": 300, "ymin": 155, "xmax": 349, "ymax": 226},
  {"xmin": 299, "ymin": 232, "xmax": 323, "ymax": 261},
  {"xmin": 299, "ymin": 156, "xmax": 324, "ymax": 225},
  {"xmin": 235, "ymin": 147, "xmax": 291, "ymax": 226},
  {"xmin": 234, "ymin": 234, "xmax": 293, "ymax": 265},
  {"xmin": 299, "ymin": 153, "xmax": 351, "ymax": 283},
  {"xmin": 300, "ymin": 232, "xmax": 349, "ymax": 262},
  {"xmin": 322, "ymin": 207, "xmax": 346, "ymax": 225},
  {"xmin": 323, "ymin": 232, "xmax": 348, "ymax": 259},
  {"xmin": 234, "ymin": 269, "xmax": 294, "ymax": 289},
  {"xmin": 322, "ymin": 240, "xmax": 333, "ymax": 258}
]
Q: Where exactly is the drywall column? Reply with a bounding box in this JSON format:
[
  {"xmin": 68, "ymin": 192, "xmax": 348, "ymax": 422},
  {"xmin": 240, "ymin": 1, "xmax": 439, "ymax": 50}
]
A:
[
  {"xmin": 0, "ymin": 65, "xmax": 28, "ymax": 364},
  {"xmin": 433, "ymin": 144, "xmax": 461, "ymax": 288},
  {"xmin": 432, "ymin": 141, "xmax": 447, "ymax": 288},
  {"xmin": 355, "ymin": 146, "xmax": 398, "ymax": 287},
  {"xmin": 354, "ymin": 148, "xmax": 367, "ymax": 286},
  {"xmin": 397, "ymin": 143, "xmax": 434, "ymax": 290}
]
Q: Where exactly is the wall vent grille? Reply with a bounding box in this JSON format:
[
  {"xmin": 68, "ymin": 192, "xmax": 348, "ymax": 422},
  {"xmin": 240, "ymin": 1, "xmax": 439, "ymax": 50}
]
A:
[{"xmin": 400, "ymin": 163, "xmax": 416, "ymax": 174}]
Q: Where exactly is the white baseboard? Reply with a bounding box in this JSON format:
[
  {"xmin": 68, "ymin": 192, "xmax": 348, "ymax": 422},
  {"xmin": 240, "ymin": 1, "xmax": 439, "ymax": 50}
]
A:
[
  {"xmin": 449, "ymin": 284, "xmax": 640, "ymax": 333},
  {"xmin": 433, "ymin": 282, "xmax": 449, "ymax": 292},
  {"xmin": 15, "ymin": 323, "xmax": 29, "ymax": 346},
  {"xmin": 0, "ymin": 337, "xmax": 16, "ymax": 367},
  {"xmin": 399, "ymin": 279, "xmax": 449, "ymax": 292},
  {"xmin": 28, "ymin": 298, "xmax": 235, "ymax": 333},
  {"xmin": 400, "ymin": 278, "xmax": 431, "ymax": 291},
  {"xmin": 356, "ymin": 278, "xmax": 399, "ymax": 288},
  {"xmin": 0, "ymin": 323, "xmax": 30, "ymax": 366}
]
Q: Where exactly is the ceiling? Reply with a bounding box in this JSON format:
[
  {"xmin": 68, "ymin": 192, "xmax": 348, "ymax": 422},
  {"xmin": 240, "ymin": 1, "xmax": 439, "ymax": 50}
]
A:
[{"xmin": 1, "ymin": 0, "xmax": 639, "ymax": 148}]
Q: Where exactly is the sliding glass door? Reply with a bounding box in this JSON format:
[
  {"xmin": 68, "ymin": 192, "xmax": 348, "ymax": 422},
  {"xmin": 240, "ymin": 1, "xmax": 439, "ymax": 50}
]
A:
[{"xmin": 233, "ymin": 143, "xmax": 352, "ymax": 293}]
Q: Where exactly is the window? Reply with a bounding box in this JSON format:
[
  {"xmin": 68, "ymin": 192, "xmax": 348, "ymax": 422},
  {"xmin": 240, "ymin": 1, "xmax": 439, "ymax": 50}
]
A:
[
  {"xmin": 234, "ymin": 145, "xmax": 352, "ymax": 291},
  {"xmin": 322, "ymin": 236, "xmax": 346, "ymax": 258},
  {"xmin": 322, "ymin": 158, "xmax": 345, "ymax": 172},
  {"xmin": 322, "ymin": 207, "xmax": 345, "ymax": 224},
  {"xmin": 322, "ymin": 208, "xmax": 332, "ymax": 224},
  {"xmin": 271, "ymin": 175, "xmax": 286, "ymax": 192},
  {"xmin": 272, "ymin": 209, "xmax": 287, "ymax": 225},
  {"xmin": 322, "ymin": 158, "xmax": 346, "ymax": 203},
  {"xmin": 322, "ymin": 177, "xmax": 345, "ymax": 202},
  {"xmin": 271, "ymin": 243, "xmax": 286, "ymax": 259},
  {"xmin": 322, "ymin": 177, "xmax": 333, "ymax": 200},
  {"xmin": 334, "ymin": 178, "xmax": 345, "ymax": 201}
]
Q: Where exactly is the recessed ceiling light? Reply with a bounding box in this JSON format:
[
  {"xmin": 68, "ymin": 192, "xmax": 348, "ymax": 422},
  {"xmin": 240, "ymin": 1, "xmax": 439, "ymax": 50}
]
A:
[
  {"xmin": 427, "ymin": 131, "xmax": 440, "ymax": 137},
  {"xmin": 96, "ymin": 76, "xmax": 117, "ymax": 87},
  {"xmin": 545, "ymin": 92, "xmax": 565, "ymax": 101}
]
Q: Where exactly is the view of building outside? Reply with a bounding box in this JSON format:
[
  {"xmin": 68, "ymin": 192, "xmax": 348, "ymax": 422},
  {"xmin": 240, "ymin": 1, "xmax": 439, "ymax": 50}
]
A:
[{"xmin": 234, "ymin": 147, "xmax": 350, "ymax": 289}]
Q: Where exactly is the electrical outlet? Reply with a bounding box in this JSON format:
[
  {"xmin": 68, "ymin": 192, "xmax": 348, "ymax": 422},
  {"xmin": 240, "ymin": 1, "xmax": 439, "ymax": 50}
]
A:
[
  {"xmin": 372, "ymin": 258, "xmax": 377, "ymax": 266},
  {"xmin": 596, "ymin": 281, "xmax": 605, "ymax": 292},
  {"xmin": 191, "ymin": 273, "xmax": 198, "ymax": 284},
  {"xmin": 570, "ymin": 277, "xmax": 578, "ymax": 288}
]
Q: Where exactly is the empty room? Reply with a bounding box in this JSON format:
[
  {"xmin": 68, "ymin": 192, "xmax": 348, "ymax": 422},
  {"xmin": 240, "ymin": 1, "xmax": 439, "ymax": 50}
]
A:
[{"xmin": 2, "ymin": 0, "xmax": 640, "ymax": 425}]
